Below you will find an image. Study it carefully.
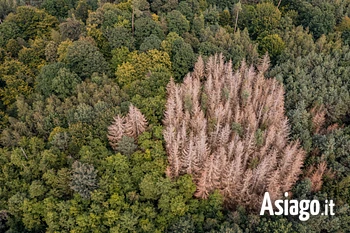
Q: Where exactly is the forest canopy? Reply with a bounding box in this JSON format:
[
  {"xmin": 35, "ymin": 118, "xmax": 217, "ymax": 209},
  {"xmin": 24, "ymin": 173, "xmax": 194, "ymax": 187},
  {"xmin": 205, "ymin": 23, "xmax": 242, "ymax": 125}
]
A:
[{"xmin": 0, "ymin": 0, "xmax": 350, "ymax": 232}]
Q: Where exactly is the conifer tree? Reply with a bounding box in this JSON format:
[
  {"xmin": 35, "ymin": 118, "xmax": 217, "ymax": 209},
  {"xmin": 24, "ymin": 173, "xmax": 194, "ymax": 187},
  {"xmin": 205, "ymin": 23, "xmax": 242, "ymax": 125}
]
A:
[
  {"xmin": 107, "ymin": 104, "xmax": 148, "ymax": 151},
  {"xmin": 163, "ymin": 54, "xmax": 305, "ymax": 211},
  {"xmin": 107, "ymin": 115, "xmax": 125, "ymax": 151}
]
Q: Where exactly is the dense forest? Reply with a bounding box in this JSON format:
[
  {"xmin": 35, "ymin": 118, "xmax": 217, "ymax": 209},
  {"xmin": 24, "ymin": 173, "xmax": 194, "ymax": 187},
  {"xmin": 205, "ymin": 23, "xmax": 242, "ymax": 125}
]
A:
[{"xmin": 0, "ymin": 0, "xmax": 350, "ymax": 232}]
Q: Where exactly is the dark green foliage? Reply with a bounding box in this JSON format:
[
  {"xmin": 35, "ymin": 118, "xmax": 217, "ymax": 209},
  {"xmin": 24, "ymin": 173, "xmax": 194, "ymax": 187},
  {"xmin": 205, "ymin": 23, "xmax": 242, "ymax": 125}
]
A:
[
  {"xmin": 256, "ymin": 218, "xmax": 293, "ymax": 233},
  {"xmin": 150, "ymin": 0, "xmax": 178, "ymax": 13},
  {"xmin": 37, "ymin": 62, "xmax": 80, "ymax": 98},
  {"xmin": 140, "ymin": 34, "xmax": 162, "ymax": 51},
  {"xmin": 203, "ymin": 5, "xmax": 220, "ymax": 25},
  {"xmin": 104, "ymin": 26, "xmax": 134, "ymax": 49},
  {"xmin": 291, "ymin": 0, "xmax": 336, "ymax": 39},
  {"xmin": 134, "ymin": 16, "xmax": 164, "ymax": 47},
  {"xmin": 59, "ymin": 17, "xmax": 85, "ymax": 41},
  {"xmin": 286, "ymin": 102, "xmax": 313, "ymax": 151},
  {"xmin": 271, "ymin": 48, "xmax": 350, "ymax": 123},
  {"xmin": 70, "ymin": 161, "xmax": 98, "ymax": 199},
  {"xmin": 206, "ymin": 0, "xmax": 237, "ymax": 10},
  {"xmin": 41, "ymin": 0, "xmax": 77, "ymax": 19},
  {"xmin": 0, "ymin": 47, "xmax": 5, "ymax": 62},
  {"xmin": 128, "ymin": 67, "xmax": 171, "ymax": 124},
  {"xmin": 192, "ymin": 13, "xmax": 205, "ymax": 36},
  {"xmin": 73, "ymin": 0, "xmax": 91, "ymax": 22},
  {"xmin": 52, "ymin": 67, "xmax": 80, "ymax": 99},
  {"xmin": 219, "ymin": 8, "xmax": 231, "ymax": 26},
  {"xmin": 167, "ymin": 215, "xmax": 195, "ymax": 233},
  {"xmin": 115, "ymin": 135, "xmax": 137, "ymax": 157},
  {"xmin": 292, "ymin": 178, "xmax": 312, "ymax": 199},
  {"xmin": 0, "ymin": 210, "xmax": 8, "ymax": 232},
  {"xmin": 271, "ymin": 47, "xmax": 350, "ymax": 153},
  {"xmin": 342, "ymin": 29, "xmax": 350, "ymax": 45},
  {"xmin": 64, "ymin": 40, "xmax": 110, "ymax": 78},
  {"xmin": 166, "ymin": 10, "xmax": 190, "ymax": 36},
  {"xmin": 99, "ymin": 4, "xmax": 127, "ymax": 28},
  {"xmin": 36, "ymin": 62, "xmax": 66, "ymax": 96},
  {"xmin": 0, "ymin": 21, "xmax": 20, "ymax": 47},
  {"xmin": 238, "ymin": 4, "xmax": 255, "ymax": 32},
  {"xmin": 171, "ymin": 39, "xmax": 195, "ymax": 80},
  {"xmin": 313, "ymin": 129, "xmax": 350, "ymax": 179},
  {"xmin": 278, "ymin": 26, "xmax": 316, "ymax": 63},
  {"xmin": 176, "ymin": 1, "xmax": 193, "ymax": 21}
]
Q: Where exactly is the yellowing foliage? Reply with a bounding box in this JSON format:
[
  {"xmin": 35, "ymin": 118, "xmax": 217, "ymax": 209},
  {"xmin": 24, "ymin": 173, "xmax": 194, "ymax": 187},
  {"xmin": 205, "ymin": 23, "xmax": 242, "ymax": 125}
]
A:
[
  {"xmin": 57, "ymin": 39, "xmax": 73, "ymax": 62},
  {"xmin": 115, "ymin": 49, "xmax": 171, "ymax": 87}
]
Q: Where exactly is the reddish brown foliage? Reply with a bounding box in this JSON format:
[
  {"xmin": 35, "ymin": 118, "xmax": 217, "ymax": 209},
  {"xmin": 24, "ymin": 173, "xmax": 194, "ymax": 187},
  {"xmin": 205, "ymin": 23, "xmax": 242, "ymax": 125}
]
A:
[
  {"xmin": 310, "ymin": 105, "xmax": 326, "ymax": 134},
  {"xmin": 107, "ymin": 104, "xmax": 147, "ymax": 151},
  {"xmin": 163, "ymin": 54, "xmax": 305, "ymax": 211},
  {"xmin": 307, "ymin": 161, "xmax": 328, "ymax": 192}
]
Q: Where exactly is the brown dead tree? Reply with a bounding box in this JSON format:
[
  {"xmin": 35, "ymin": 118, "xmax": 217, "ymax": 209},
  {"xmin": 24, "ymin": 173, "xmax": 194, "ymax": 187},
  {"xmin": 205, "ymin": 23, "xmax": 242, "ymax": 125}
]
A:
[
  {"xmin": 163, "ymin": 54, "xmax": 305, "ymax": 211},
  {"xmin": 108, "ymin": 104, "xmax": 147, "ymax": 151}
]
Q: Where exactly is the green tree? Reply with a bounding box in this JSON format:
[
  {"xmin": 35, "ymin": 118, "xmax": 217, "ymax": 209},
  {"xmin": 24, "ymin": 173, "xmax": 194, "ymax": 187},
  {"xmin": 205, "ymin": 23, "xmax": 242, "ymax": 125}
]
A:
[
  {"xmin": 161, "ymin": 32, "xmax": 182, "ymax": 54},
  {"xmin": 104, "ymin": 26, "xmax": 135, "ymax": 49},
  {"xmin": 291, "ymin": 0, "xmax": 336, "ymax": 39},
  {"xmin": 73, "ymin": 0, "xmax": 91, "ymax": 22},
  {"xmin": 52, "ymin": 67, "xmax": 80, "ymax": 99},
  {"xmin": 251, "ymin": 3, "xmax": 281, "ymax": 38},
  {"xmin": 150, "ymin": 0, "xmax": 178, "ymax": 13},
  {"xmin": 192, "ymin": 13, "xmax": 204, "ymax": 36},
  {"xmin": 0, "ymin": 21, "xmax": 20, "ymax": 47},
  {"xmin": 278, "ymin": 26, "xmax": 316, "ymax": 63},
  {"xmin": 110, "ymin": 46, "xmax": 130, "ymax": 70},
  {"xmin": 64, "ymin": 40, "xmax": 110, "ymax": 78},
  {"xmin": 0, "ymin": 0, "xmax": 17, "ymax": 20},
  {"xmin": 171, "ymin": 39, "xmax": 195, "ymax": 80},
  {"xmin": 258, "ymin": 34, "xmax": 285, "ymax": 63},
  {"xmin": 0, "ymin": 60, "xmax": 34, "ymax": 109},
  {"xmin": 271, "ymin": 48, "xmax": 350, "ymax": 124},
  {"xmin": 140, "ymin": 34, "xmax": 161, "ymax": 52},
  {"xmin": 219, "ymin": 8, "xmax": 231, "ymax": 27},
  {"xmin": 18, "ymin": 38, "xmax": 47, "ymax": 71},
  {"xmin": 256, "ymin": 218, "xmax": 293, "ymax": 233},
  {"xmin": 131, "ymin": 0, "xmax": 150, "ymax": 36},
  {"xmin": 177, "ymin": 1, "xmax": 193, "ymax": 21},
  {"xmin": 45, "ymin": 41, "xmax": 59, "ymax": 62},
  {"xmin": 134, "ymin": 17, "xmax": 164, "ymax": 47},
  {"xmin": 115, "ymin": 49, "xmax": 171, "ymax": 88},
  {"xmin": 337, "ymin": 16, "xmax": 350, "ymax": 45},
  {"xmin": 5, "ymin": 38, "xmax": 22, "ymax": 57},
  {"xmin": 37, "ymin": 62, "xmax": 80, "ymax": 98},
  {"xmin": 116, "ymin": 136, "xmax": 137, "ymax": 157},
  {"xmin": 41, "ymin": 0, "xmax": 76, "ymax": 19},
  {"xmin": 5, "ymin": 6, "xmax": 59, "ymax": 40},
  {"xmin": 70, "ymin": 161, "xmax": 98, "ymax": 199},
  {"xmin": 203, "ymin": 5, "xmax": 220, "ymax": 25},
  {"xmin": 166, "ymin": 10, "xmax": 190, "ymax": 36},
  {"xmin": 60, "ymin": 17, "xmax": 86, "ymax": 41}
]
